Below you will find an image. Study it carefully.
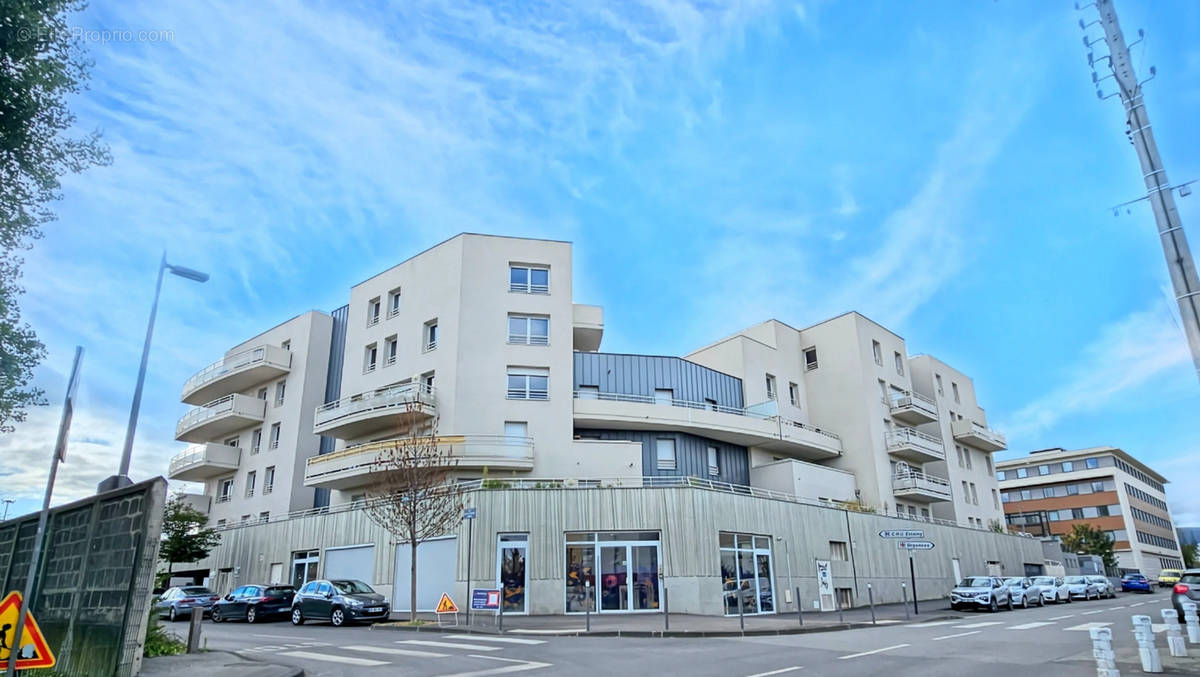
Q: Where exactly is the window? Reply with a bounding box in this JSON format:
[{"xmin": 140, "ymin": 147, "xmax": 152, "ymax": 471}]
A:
[
  {"xmin": 654, "ymin": 388, "xmax": 674, "ymax": 405},
  {"xmin": 830, "ymin": 541, "xmax": 849, "ymax": 561},
  {"xmin": 894, "ymin": 351, "xmax": 904, "ymax": 376},
  {"xmin": 985, "ymin": 455, "xmax": 993, "ymax": 475},
  {"xmin": 218, "ymin": 479, "xmax": 233, "ymax": 502},
  {"xmin": 656, "ymin": 438, "xmax": 676, "ymax": 470},
  {"xmin": 992, "ymin": 489, "xmax": 999, "ymax": 510},
  {"xmin": 507, "ymin": 367, "xmax": 548, "ymax": 400},
  {"xmin": 292, "ymin": 550, "xmax": 320, "ymax": 589},
  {"xmin": 707, "ymin": 446, "xmax": 719, "ymax": 476},
  {"xmin": 274, "ymin": 379, "xmax": 286, "ymax": 407},
  {"xmin": 367, "ymin": 297, "xmax": 381, "ymax": 326},
  {"xmin": 421, "ymin": 371, "xmax": 435, "ymax": 392},
  {"xmin": 257, "ymin": 387, "xmax": 268, "ymax": 400},
  {"xmin": 364, "ymin": 343, "xmax": 378, "ymax": 372},
  {"xmin": 872, "ymin": 340, "xmax": 883, "ymax": 366},
  {"xmin": 269, "ymin": 423, "xmax": 281, "ymax": 449},
  {"xmin": 263, "ymin": 466, "xmax": 275, "ymax": 495},
  {"xmin": 504, "ymin": 421, "xmax": 528, "ymax": 440},
  {"xmin": 788, "ymin": 382, "xmax": 799, "ymax": 407},
  {"xmin": 956, "ymin": 446, "xmax": 965, "ymax": 468},
  {"xmin": 952, "ymin": 382, "xmax": 960, "ymax": 403},
  {"xmin": 1016, "ymin": 467, "xmax": 1028, "ymax": 479},
  {"xmin": 224, "ymin": 435, "xmax": 239, "ymax": 449},
  {"xmin": 385, "ymin": 336, "xmax": 398, "ymax": 366},
  {"xmin": 965, "ymin": 449, "xmax": 973, "ymax": 470},
  {"xmin": 508, "ymin": 315, "xmax": 550, "ymax": 345},
  {"xmin": 935, "ymin": 374, "xmax": 944, "ymax": 395},
  {"xmin": 878, "ymin": 379, "xmax": 887, "ymax": 402},
  {"xmin": 1085, "ymin": 458, "xmax": 1099, "ymax": 469},
  {"xmin": 961, "ymin": 481, "xmax": 969, "ymax": 500},
  {"xmin": 423, "ymin": 320, "xmax": 438, "ymax": 351},
  {"xmin": 1021, "ymin": 489, "xmax": 1032, "ymax": 501},
  {"xmin": 250, "ymin": 428, "xmax": 262, "ymax": 455},
  {"xmin": 258, "ymin": 511, "xmax": 270, "ymax": 524},
  {"xmin": 765, "ymin": 374, "xmax": 776, "ymax": 400},
  {"xmin": 1061, "ymin": 461, "xmax": 1074, "ymax": 472},
  {"xmin": 970, "ymin": 483, "xmax": 978, "ymax": 505},
  {"xmin": 804, "ymin": 347, "xmax": 818, "ymax": 370},
  {"xmin": 241, "ymin": 514, "xmax": 251, "ymax": 523},
  {"xmin": 1066, "ymin": 483, "xmax": 1079, "ymax": 495},
  {"xmin": 577, "ymin": 385, "xmax": 599, "ymax": 399},
  {"xmin": 996, "ymin": 471, "xmax": 1005, "ymax": 482},
  {"xmin": 216, "ymin": 519, "xmax": 226, "ymax": 527},
  {"xmin": 246, "ymin": 471, "xmax": 256, "ymax": 497},
  {"xmin": 388, "ymin": 288, "xmax": 402, "ymax": 318},
  {"xmin": 280, "ymin": 340, "xmax": 290, "ymax": 351},
  {"xmin": 510, "ymin": 265, "xmax": 549, "ymax": 294},
  {"xmin": 1038, "ymin": 464, "xmax": 1050, "ymax": 476},
  {"xmin": 704, "ymin": 398, "xmax": 718, "ymax": 411}
]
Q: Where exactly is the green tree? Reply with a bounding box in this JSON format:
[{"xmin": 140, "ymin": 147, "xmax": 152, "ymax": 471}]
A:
[
  {"xmin": 1183, "ymin": 543, "xmax": 1198, "ymax": 569},
  {"xmin": 1060, "ymin": 523, "xmax": 1118, "ymax": 569},
  {"xmin": 159, "ymin": 495, "xmax": 221, "ymax": 574},
  {"xmin": 1, "ymin": 0, "xmax": 111, "ymax": 432}
]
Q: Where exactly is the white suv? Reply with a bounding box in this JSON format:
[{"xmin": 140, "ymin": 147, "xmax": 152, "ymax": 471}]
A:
[{"xmin": 951, "ymin": 576, "xmax": 1013, "ymax": 612}]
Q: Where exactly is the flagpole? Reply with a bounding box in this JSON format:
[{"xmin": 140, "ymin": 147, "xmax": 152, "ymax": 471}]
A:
[{"xmin": 5, "ymin": 347, "xmax": 83, "ymax": 677}]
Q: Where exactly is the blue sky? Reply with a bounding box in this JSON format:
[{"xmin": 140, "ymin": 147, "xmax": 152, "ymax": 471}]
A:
[{"xmin": 3, "ymin": 0, "xmax": 1199, "ymax": 527}]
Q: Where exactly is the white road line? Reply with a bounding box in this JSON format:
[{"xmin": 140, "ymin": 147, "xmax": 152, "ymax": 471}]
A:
[
  {"xmin": 1064, "ymin": 622, "xmax": 1113, "ymax": 632},
  {"xmin": 907, "ymin": 621, "xmax": 956, "ymax": 628},
  {"xmin": 953, "ymin": 621, "xmax": 1004, "ymax": 628},
  {"xmin": 932, "ymin": 631, "xmax": 980, "ymax": 641},
  {"xmin": 1129, "ymin": 602, "xmax": 1146, "ymax": 607},
  {"xmin": 277, "ymin": 650, "xmax": 389, "ymax": 666},
  {"xmin": 746, "ymin": 667, "xmax": 804, "ymax": 677},
  {"xmin": 1049, "ymin": 614, "xmax": 1076, "ymax": 620},
  {"xmin": 1108, "ymin": 605, "xmax": 1126, "ymax": 609},
  {"xmin": 400, "ymin": 640, "xmax": 503, "ymax": 651},
  {"xmin": 837, "ymin": 644, "xmax": 910, "ymax": 660},
  {"xmin": 437, "ymin": 655, "xmax": 552, "ymax": 676},
  {"xmin": 445, "ymin": 635, "xmax": 547, "ymax": 645},
  {"xmin": 344, "ymin": 644, "xmax": 448, "ymax": 658},
  {"xmin": 508, "ymin": 628, "xmax": 584, "ymax": 635},
  {"xmin": 253, "ymin": 634, "xmax": 307, "ymax": 640},
  {"xmin": 1080, "ymin": 609, "xmax": 1108, "ymax": 616},
  {"xmin": 1007, "ymin": 622, "xmax": 1056, "ymax": 630}
]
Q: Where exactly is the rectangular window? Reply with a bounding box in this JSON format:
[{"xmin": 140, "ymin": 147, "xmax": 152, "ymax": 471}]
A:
[
  {"xmin": 956, "ymin": 446, "xmax": 965, "ymax": 468},
  {"xmin": 985, "ymin": 455, "xmax": 993, "ymax": 475},
  {"xmin": 804, "ymin": 347, "xmax": 818, "ymax": 370},
  {"xmin": 992, "ymin": 489, "xmax": 999, "ymax": 510},
  {"xmin": 952, "ymin": 382, "xmax": 960, "ymax": 404},
  {"xmin": 1038, "ymin": 464, "xmax": 1050, "ymax": 476},
  {"xmin": 264, "ymin": 466, "xmax": 275, "ymax": 495},
  {"xmin": 656, "ymin": 438, "xmax": 676, "ymax": 470},
  {"xmin": 424, "ymin": 320, "xmax": 438, "ymax": 351},
  {"xmin": 829, "ymin": 541, "xmax": 849, "ymax": 561},
  {"xmin": 576, "ymin": 385, "xmax": 599, "ymax": 399},
  {"xmin": 259, "ymin": 511, "xmax": 270, "ymax": 524},
  {"xmin": 218, "ymin": 479, "xmax": 233, "ymax": 502},
  {"xmin": 872, "ymin": 340, "xmax": 882, "ymax": 366},
  {"xmin": 421, "ymin": 371, "xmax": 435, "ymax": 392},
  {"xmin": 364, "ymin": 343, "xmax": 378, "ymax": 373},
  {"xmin": 269, "ymin": 423, "xmax": 281, "ymax": 449},
  {"xmin": 367, "ymin": 297, "xmax": 381, "ymax": 326},
  {"xmin": 504, "ymin": 421, "xmax": 528, "ymax": 440},
  {"xmin": 765, "ymin": 374, "xmax": 776, "ymax": 400},
  {"xmin": 707, "ymin": 446, "xmax": 719, "ymax": 476},
  {"xmin": 996, "ymin": 471, "xmax": 1005, "ymax": 482},
  {"xmin": 274, "ymin": 379, "xmax": 286, "ymax": 407},
  {"xmin": 510, "ymin": 265, "xmax": 549, "ymax": 294},
  {"xmin": 246, "ymin": 471, "xmax": 256, "ymax": 497},
  {"xmin": 1061, "ymin": 461, "xmax": 1074, "ymax": 472},
  {"xmin": 217, "ymin": 519, "xmax": 226, "ymax": 527},
  {"xmin": 935, "ymin": 374, "xmax": 944, "ymax": 395},
  {"xmin": 788, "ymin": 382, "xmax": 799, "ymax": 407},
  {"xmin": 1016, "ymin": 467, "xmax": 1028, "ymax": 478},
  {"xmin": 224, "ymin": 435, "xmax": 239, "ymax": 449},
  {"xmin": 388, "ymin": 288, "xmax": 402, "ymax": 318},
  {"xmin": 257, "ymin": 387, "xmax": 268, "ymax": 400},
  {"xmin": 508, "ymin": 315, "xmax": 550, "ymax": 345},
  {"xmin": 878, "ymin": 379, "xmax": 887, "ymax": 402},
  {"xmin": 962, "ymin": 481, "xmax": 969, "ymax": 500},
  {"xmin": 894, "ymin": 351, "xmax": 904, "ymax": 376},
  {"xmin": 654, "ymin": 388, "xmax": 674, "ymax": 406},
  {"xmin": 280, "ymin": 340, "xmax": 290, "ymax": 351},
  {"xmin": 970, "ymin": 483, "xmax": 978, "ymax": 505},
  {"xmin": 241, "ymin": 514, "xmax": 251, "ymax": 523},
  {"xmin": 507, "ymin": 367, "xmax": 549, "ymax": 400},
  {"xmin": 1085, "ymin": 458, "xmax": 1099, "ymax": 469},
  {"xmin": 1066, "ymin": 484, "xmax": 1079, "ymax": 495},
  {"xmin": 385, "ymin": 336, "xmax": 398, "ymax": 366},
  {"xmin": 1020, "ymin": 489, "xmax": 1032, "ymax": 501},
  {"xmin": 965, "ymin": 449, "xmax": 973, "ymax": 470},
  {"xmin": 251, "ymin": 428, "xmax": 262, "ymax": 455}
]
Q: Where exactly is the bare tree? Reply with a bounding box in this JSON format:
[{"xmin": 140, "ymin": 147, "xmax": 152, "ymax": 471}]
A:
[{"xmin": 363, "ymin": 414, "xmax": 463, "ymax": 622}]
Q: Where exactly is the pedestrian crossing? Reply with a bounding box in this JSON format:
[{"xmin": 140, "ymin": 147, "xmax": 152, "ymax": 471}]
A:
[
  {"xmin": 905, "ymin": 606, "xmax": 1180, "ymax": 636},
  {"xmin": 240, "ymin": 633, "xmax": 551, "ymax": 674}
]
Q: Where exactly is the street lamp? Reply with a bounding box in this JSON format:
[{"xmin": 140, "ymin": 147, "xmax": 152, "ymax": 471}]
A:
[
  {"xmin": 2, "ymin": 499, "xmax": 13, "ymax": 521},
  {"xmin": 98, "ymin": 253, "xmax": 208, "ymax": 493}
]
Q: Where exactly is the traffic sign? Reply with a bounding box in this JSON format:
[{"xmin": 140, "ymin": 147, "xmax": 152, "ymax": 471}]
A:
[
  {"xmin": 463, "ymin": 507, "xmax": 477, "ymax": 520},
  {"xmin": 435, "ymin": 592, "xmax": 459, "ymax": 614},
  {"xmin": 879, "ymin": 529, "xmax": 924, "ymax": 539},
  {"xmin": 897, "ymin": 541, "xmax": 935, "ymax": 551},
  {"xmin": 471, "ymin": 589, "xmax": 500, "ymax": 610},
  {"xmin": 0, "ymin": 591, "xmax": 56, "ymax": 669}
]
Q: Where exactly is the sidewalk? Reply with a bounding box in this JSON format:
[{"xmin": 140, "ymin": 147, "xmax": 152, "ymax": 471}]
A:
[
  {"xmin": 141, "ymin": 650, "xmax": 303, "ymax": 677},
  {"xmin": 375, "ymin": 600, "xmax": 959, "ymax": 637}
]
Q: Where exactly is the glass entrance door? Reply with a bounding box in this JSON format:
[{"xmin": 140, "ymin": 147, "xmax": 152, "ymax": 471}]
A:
[
  {"xmin": 719, "ymin": 533, "xmax": 776, "ymax": 615},
  {"xmin": 630, "ymin": 545, "xmax": 660, "ymax": 611},
  {"xmin": 497, "ymin": 534, "xmax": 528, "ymax": 614},
  {"xmin": 599, "ymin": 546, "xmax": 629, "ymax": 611}
]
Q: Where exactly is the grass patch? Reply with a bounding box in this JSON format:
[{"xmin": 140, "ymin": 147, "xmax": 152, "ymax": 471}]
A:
[{"xmin": 143, "ymin": 608, "xmax": 187, "ymax": 658}]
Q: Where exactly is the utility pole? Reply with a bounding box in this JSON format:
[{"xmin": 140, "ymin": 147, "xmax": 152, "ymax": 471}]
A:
[{"xmin": 1081, "ymin": 0, "xmax": 1200, "ymax": 385}]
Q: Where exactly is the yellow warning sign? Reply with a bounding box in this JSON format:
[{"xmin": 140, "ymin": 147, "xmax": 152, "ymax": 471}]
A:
[
  {"xmin": 0, "ymin": 591, "xmax": 56, "ymax": 669},
  {"xmin": 435, "ymin": 592, "xmax": 459, "ymax": 614}
]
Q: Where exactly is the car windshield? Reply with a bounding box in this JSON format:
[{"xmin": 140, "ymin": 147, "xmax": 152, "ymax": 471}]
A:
[
  {"xmin": 181, "ymin": 587, "xmax": 213, "ymax": 596},
  {"xmin": 331, "ymin": 579, "xmax": 374, "ymax": 595},
  {"xmin": 1003, "ymin": 578, "xmax": 1024, "ymax": 586},
  {"xmin": 1087, "ymin": 576, "xmax": 1106, "ymax": 582},
  {"xmin": 1064, "ymin": 576, "xmax": 1086, "ymax": 584},
  {"xmin": 1180, "ymin": 574, "xmax": 1200, "ymax": 584},
  {"xmin": 266, "ymin": 586, "xmax": 295, "ymax": 595},
  {"xmin": 1032, "ymin": 577, "xmax": 1055, "ymax": 585},
  {"xmin": 959, "ymin": 577, "xmax": 992, "ymax": 587},
  {"xmin": 1163, "ymin": 570, "xmax": 1182, "ymax": 576}
]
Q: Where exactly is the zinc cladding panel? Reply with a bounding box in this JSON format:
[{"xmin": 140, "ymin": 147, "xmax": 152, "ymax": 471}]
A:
[
  {"xmin": 573, "ymin": 352, "xmax": 743, "ymax": 408},
  {"xmin": 580, "ymin": 429, "xmax": 749, "ymax": 486},
  {"xmin": 314, "ymin": 304, "xmax": 349, "ymax": 508}
]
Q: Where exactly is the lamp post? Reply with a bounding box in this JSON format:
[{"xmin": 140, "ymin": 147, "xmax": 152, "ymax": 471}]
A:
[
  {"xmin": 2, "ymin": 499, "xmax": 13, "ymax": 521},
  {"xmin": 98, "ymin": 253, "xmax": 208, "ymax": 493}
]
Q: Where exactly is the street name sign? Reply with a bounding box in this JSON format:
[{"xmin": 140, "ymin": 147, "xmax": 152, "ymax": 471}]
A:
[
  {"xmin": 879, "ymin": 529, "xmax": 924, "ymax": 539},
  {"xmin": 463, "ymin": 507, "xmax": 477, "ymax": 520},
  {"xmin": 897, "ymin": 541, "xmax": 935, "ymax": 551}
]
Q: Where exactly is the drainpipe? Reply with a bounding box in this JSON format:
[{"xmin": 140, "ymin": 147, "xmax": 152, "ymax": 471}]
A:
[{"xmin": 844, "ymin": 508, "xmax": 859, "ymax": 596}]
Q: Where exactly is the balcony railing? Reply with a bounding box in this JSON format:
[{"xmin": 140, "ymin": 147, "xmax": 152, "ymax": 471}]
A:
[
  {"xmin": 313, "ymin": 382, "xmax": 436, "ymax": 438},
  {"xmin": 167, "ymin": 442, "xmax": 242, "ymax": 481},
  {"xmin": 508, "ymin": 334, "xmax": 550, "ymax": 345},
  {"xmin": 952, "ymin": 419, "xmax": 1007, "ymax": 451},
  {"xmin": 175, "ymin": 393, "xmax": 266, "ymax": 442},
  {"xmin": 215, "ymin": 495, "xmax": 231, "ymax": 504},
  {"xmin": 892, "ymin": 470, "xmax": 953, "ymax": 500},
  {"xmin": 263, "ymin": 484, "xmax": 273, "ymax": 495},
  {"xmin": 889, "ymin": 389, "xmax": 938, "ymax": 423},
  {"xmin": 885, "ymin": 427, "xmax": 946, "ymax": 461},
  {"xmin": 181, "ymin": 345, "xmax": 291, "ymax": 404},
  {"xmin": 304, "ymin": 434, "xmax": 535, "ymax": 488}
]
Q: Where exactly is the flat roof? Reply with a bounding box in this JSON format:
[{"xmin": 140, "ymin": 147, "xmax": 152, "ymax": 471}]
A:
[
  {"xmin": 995, "ymin": 446, "xmax": 1168, "ymax": 484},
  {"xmin": 351, "ymin": 232, "xmax": 571, "ymax": 289}
]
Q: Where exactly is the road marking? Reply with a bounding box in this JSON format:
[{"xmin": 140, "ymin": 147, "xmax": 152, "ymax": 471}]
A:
[
  {"xmin": 1129, "ymin": 602, "xmax": 1146, "ymax": 607},
  {"xmin": 437, "ymin": 655, "xmax": 552, "ymax": 676},
  {"xmin": 746, "ymin": 667, "xmax": 803, "ymax": 677},
  {"xmin": 400, "ymin": 640, "xmax": 503, "ymax": 651},
  {"xmin": 508, "ymin": 628, "xmax": 584, "ymax": 635},
  {"xmin": 953, "ymin": 621, "xmax": 1004, "ymax": 628},
  {"xmin": 1064, "ymin": 622, "xmax": 1113, "ymax": 632},
  {"xmin": 1049, "ymin": 614, "xmax": 1075, "ymax": 620},
  {"xmin": 907, "ymin": 621, "xmax": 956, "ymax": 628},
  {"xmin": 1081, "ymin": 609, "xmax": 1108, "ymax": 616},
  {"xmin": 253, "ymin": 634, "xmax": 307, "ymax": 640},
  {"xmin": 932, "ymin": 631, "xmax": 980, "ymax": 641},
  {"xmin": 1108, "ymin": 605, "xmax": 1126, "ymax": 609},
  {"xmin": 345, "ymin": 644, "xmax": 448, "ymax": 658},
  {"xmin": 1007, "ymin": 622, "xmax": 1056, "ymax": 630},
  {"xmin": 445, "ymin": 635, "xmax": 547, "ymax": 645},
  {"xmin": 837, "ymin": 644, "xmax": 909, "ymax": 660},
  {"xmin": 278, "ymin": 650, "xmax": 389, "ymax": 666}
]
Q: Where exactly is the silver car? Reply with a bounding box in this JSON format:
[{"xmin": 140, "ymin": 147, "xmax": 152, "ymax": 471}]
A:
[
  {"xmin": 1030, "ymin": 575, "xmax": 1071, "ymax": 604},
  {"xmin": 951, "ymin": 576, "xmax": 1013, "ymax": 612},
  {"xmin": 1004, "ymin": 577, "xmax": 1046, "ymax": 608},
  {"xmin": 1087, "ymin": 575, "xmax": 1117, "ymax": 599},
  {"xmin": 155, "ymin": 585, "xmax": 220, "ymax": 621},
  {"xmin": 1063, "ymin": 575, "xmax": 1102, "ymax": 600}
]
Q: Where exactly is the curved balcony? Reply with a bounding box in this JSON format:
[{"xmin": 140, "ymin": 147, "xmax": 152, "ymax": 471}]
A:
[
  {"xmin": 168, "ymin": 443, "xmax": 241, "ymax": 481},
  {"xmin": 572, "ymin": 391, "xmax": 841, "ymax": 460},
  {"xmin": 885, "ymin": 427, "xmax": 946, "ymax": 464},
  {"xmin": 313, "ymin": 383, "xmax": 436, "ymax": 441},
  {"xmin": 176, "ymin": 394, "xmax": 266, "ymax": 443},
  {"xmin": 303, "ymin": 435, "xmax": 534, "ymax": 490},
  {"xmin": 889, "ymin": 390, "xmax": 938, "ymax": 425},
  {"xmin": 181, "ymin": 345, "xmax": 291, "ymax": 405},
  {"xmin": 892, "ymin": 470, "xmax": 952, "ymax": 503},
  {"xmin": 952, "ymin": 419, "xmax": 1007, "ymax": 452}
]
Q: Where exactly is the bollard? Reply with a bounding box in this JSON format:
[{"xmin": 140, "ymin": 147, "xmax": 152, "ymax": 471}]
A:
[
  {"xmin": 738, "ymin": 590, "xmax": 745, "ymax": 632},
  {"xmin": 585, "ymin": 581, "xmax": 591, "ymax": 633},
  {"xmin": 901, "ymin": 583, "xmax": 911, "ymax": 620},
  {"xmin": 1182, "ymin": 601, "xmax": 1200, "ymax": 645},
  {"xmin": 498, "ymin": 595, "xmax": 504, "ymax": 634},
  {"xmin": 1161, "ymin": 608, "xmax": 1187, "ymax": 658},
  {"xmin": 186, "ymin": 610, "xmax": 203, "ymax": 654},
  {"xmin": 867, "ymin": 583, "xmax": 876, "ymax": 625},
  {"xmin": 796, "ymin": 587, "xmax": 803, "ymax": 627},
  {"xmin": 664, "ymin": 587, "xmax": 670, "ymax": 631},
  {"xmin": 836, "ymin": 587, "xmax": 844, "ymax": 624},
  {"xmin": 1089, "ymin": 626, "xmax": 1120, "ymax": 677},
  {"xmin": 1131, "ymin": 615, "xmax": 1163, "ymax": 673}
]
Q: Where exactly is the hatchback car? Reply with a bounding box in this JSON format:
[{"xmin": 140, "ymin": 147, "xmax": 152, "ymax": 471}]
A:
[
  {"xmin": 1172, "ymin": 570, "xmax": 1200, "ymax": 623},
  {"xmin": 1159, "ymin": 569, "xmax": 1183, "ymax": 588},
  {"xmin": 1030, "ymin": 576, "xmax": 1071, "ymax": 604},
  {"xmin": 212, "ymin": 584, "xmax": 296, "ymax": 623},
  {"xmin": 951, "ymin": 576, "xmax": 1013, "ymax": 612},
  {"xmin": 1121, "ymin": 573, "xmax": 1153, "ymax": 593},
  {"xmin": 291, "ymin": 579, "xmax": 390, "ymax": 626},
  {"xmin": 155, "ymin": 586, "xmax": 220, "ymax": 622},
  {"xmin": 1088, "ymin": 575, "xmax": 1117, "ymax": 599},
  {"xmin": 1063, "ymin": 575, "xmax": 1102, "ymax": 600},
  {"xmin": 1003, "ymin": 577, "xmax": 1045, "ymax": 608}
]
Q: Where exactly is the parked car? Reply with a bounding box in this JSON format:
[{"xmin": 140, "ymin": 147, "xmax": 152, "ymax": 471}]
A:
[
  {"xmin": 1172, "ymin": 570, "xmax": 1200, "ymax": 623},
  {"xmin": 1063, "ymin": 575, "xmax": 1102, "ymax": 600},
  {"xmin": 1120, "ymin": 573, "xmax": 1153, "ymax": 594},
  {"xmin": 1088, "ymin": 575, "xmax": 1117, "ymax": 599},
  {"xmin": 1003, "ymin": 577, "xmax": 1045, "ymax": 608},
  {"xmin": 291, "ymin": 579, "xmax": 390, "ymax": 626},
  {"xmin": 1159, "ymin": 569, "xmax": 1183, "ymax": 588},
  {"xmin": 155, "ymin": 586, "xmax": 219, "ymax": 622},
  {"xmin": 212, "ymin": 584, "xmax": 296, "ymax": 623},
  {"xmin": 951, "ymin": 576, "xmax": 1013, "ymax": 612},
  {"xmin": 1030, "ymin": 576, "xmax": 1071, "ymax": 604}
]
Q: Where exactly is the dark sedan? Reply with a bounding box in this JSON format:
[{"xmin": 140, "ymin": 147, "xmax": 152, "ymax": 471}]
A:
[
  {"xmin": 1121, "ymin": 573, "xmax": 1153, "ymax": 593},
  {"xmin": 155, "ymin": 586, "xmax": 220, "ymax": 622},
  {"xmin": 291, "ymin": 579, "xmax": 390, "ymax": 626},
  {"xmin": 1172, "ymin": 570, "xmax": 1200, "ymax": 623},
  {"xmin": 211, "ymin": 584, "xmax": 296, "ymax": 623}
]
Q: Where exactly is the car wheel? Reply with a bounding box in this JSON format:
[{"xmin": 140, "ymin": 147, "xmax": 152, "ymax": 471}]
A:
[
  {"xmin": 1006, "ymin": 596, "xmax": 1014, "ymax": 611},
  {"xmin": 168, "ymin": 607, "xmax": 178, "ymax": 622},
  {"xmin": 291, "ymin": 607, "xmax": 304, "ymax": 626},
  {"xmin": 1038, "ymin": 595, "xmax": 1045, "ymax": 607},
  {"xmin": 989, "ymin": 599, "xmax": 998, "ymax": 613},
  {"xmin": 212, "ymin": 607, "xmax": 222, "ymax": 623},
  {"xmin": 330, "ymin": 608, "xmax": 345, "ymax": 627},
  {"xmin": 246, "ymin": 606, "xmax": 257, "ymax": 624},
  {"xmin": 1021, "ymin": 595, "xmax": 1029, "ymax": 609}
]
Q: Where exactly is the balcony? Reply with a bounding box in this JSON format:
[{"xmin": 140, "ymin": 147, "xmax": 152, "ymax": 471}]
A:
[
  {"xmin": 176, "ymin": 394, "xmax": 266, "ymax": 443},
  {"xmin": 304, "ymin": 435, "xmax": 535, "ymax": 490},
  {"xmin": 952, "ymin": 418, "xmax": 1007, "ymax": 452},
  {"xmin": 313, "ymin": 383, "xmax": 436, "ymax": 441},
  {"xmin": 889, "ymin": 390, "xmax": 938, "ymax": 425},
  {"xmin": 176, "ymin": 492, "xmax": 212, "ymax": 515},
  {"xmin": 572, "ymin": 391, "xmax": 842, "ymax": 461},
  {"xmin": 167, "ymin": 443, "xmax": 241, "ymax": 481},
  {"xmin": 885, "ymin": 427, "xmax": 946, "ymax": 464},
  {"xmin": 573, "ymin": 304, "xmax": 604, "ymax": 352},
  {"xmin": 181, "ymin": 345, "xmax": 291, "ymax": 405},
  {"xmin": 892, "ymin": 470, "xmax": 953, "ymax": 503}
]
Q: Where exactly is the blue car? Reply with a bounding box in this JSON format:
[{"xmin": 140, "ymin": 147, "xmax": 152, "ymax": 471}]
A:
[{"xmin": 1121, "ymin": 573, "xmax": 1153, "ymax": 593}]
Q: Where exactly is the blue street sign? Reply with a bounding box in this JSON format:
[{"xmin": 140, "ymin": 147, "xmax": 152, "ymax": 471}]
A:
[
  {"xmin": 472, "ymin": 588, "xmax": 500, "ymax": 610},
  {"xmin": 463, "ymin": 507, "xmax": 477, "ymax": 520}
]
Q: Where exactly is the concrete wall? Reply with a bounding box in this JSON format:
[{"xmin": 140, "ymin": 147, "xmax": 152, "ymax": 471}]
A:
[{"xmin": 751, "ymin": 458, "xmax": 857, "ymax": 503}]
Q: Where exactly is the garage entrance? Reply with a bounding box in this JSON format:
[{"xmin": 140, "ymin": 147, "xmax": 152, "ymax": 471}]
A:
[
  {"xmin": 325, "ymin": 544, "xmax": 375, "ymax": 583},
  {"xmin": 393, "ymin": 536, "xmax": 457, "ymax": 612}
]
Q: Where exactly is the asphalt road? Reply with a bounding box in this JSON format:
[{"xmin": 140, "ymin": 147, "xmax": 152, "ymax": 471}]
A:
[{"xmin": 194, "ymin": 592, "xmax": 1196, "ymax": 676}]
